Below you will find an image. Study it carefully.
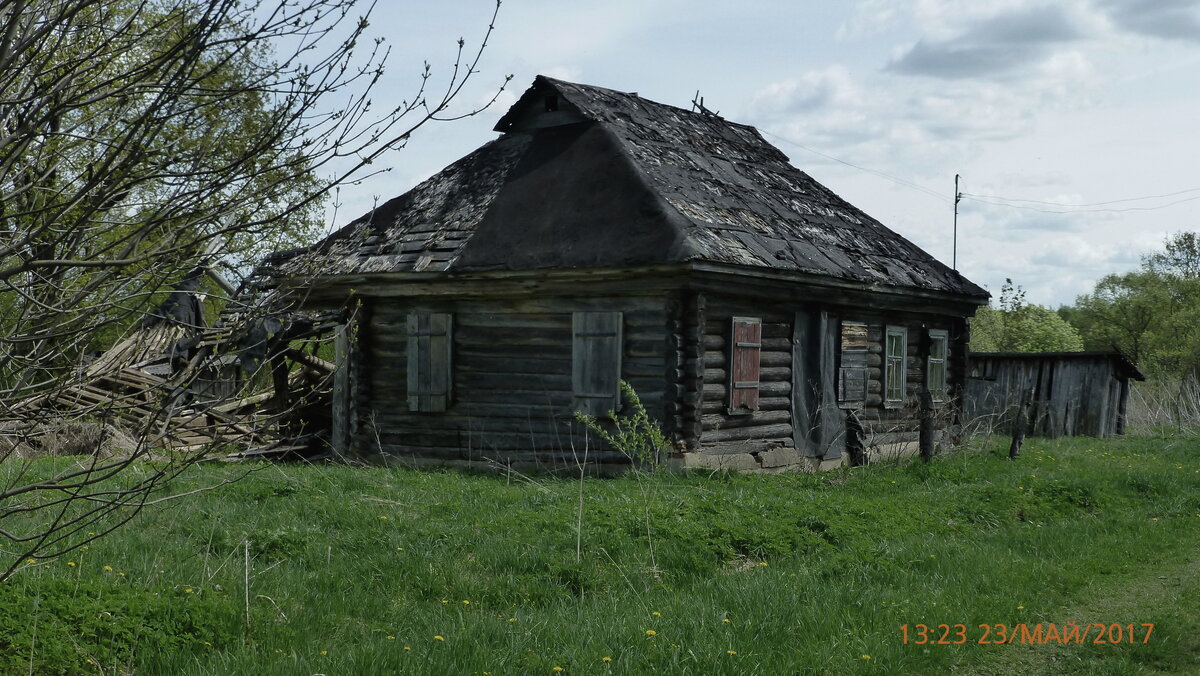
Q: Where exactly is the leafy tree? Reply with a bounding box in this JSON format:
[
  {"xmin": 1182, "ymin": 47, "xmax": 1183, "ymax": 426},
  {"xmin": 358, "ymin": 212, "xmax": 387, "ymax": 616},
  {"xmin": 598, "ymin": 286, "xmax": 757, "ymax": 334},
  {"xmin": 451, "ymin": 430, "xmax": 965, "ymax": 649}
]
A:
[
  {"xmin": 1, "ymin": 0, "xmax": 506, "ymax": 579},
  {"xmin": 970, "ymin": 279, "xmax": 1083, "ymax": 352},
  {"xmin": 1066, "ymin": 232, "xmax": 1200, "ymax": 376}
]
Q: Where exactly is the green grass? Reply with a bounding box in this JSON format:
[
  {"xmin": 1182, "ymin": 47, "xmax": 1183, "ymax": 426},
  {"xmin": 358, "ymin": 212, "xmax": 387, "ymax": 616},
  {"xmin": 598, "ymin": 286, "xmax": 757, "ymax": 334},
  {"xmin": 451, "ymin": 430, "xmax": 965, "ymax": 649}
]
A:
[{"xmin": 3, "ymin": 435, "xmax": 1200, "ymax": 674}]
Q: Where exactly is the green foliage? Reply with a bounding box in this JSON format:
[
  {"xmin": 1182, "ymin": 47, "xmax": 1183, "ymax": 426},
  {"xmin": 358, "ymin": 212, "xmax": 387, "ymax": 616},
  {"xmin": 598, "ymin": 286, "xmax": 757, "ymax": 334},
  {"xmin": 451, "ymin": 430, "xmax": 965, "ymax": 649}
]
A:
[
  {"xmin": 0, "ymin": 576, "xmax": 245, "ymax": 675},
  {"xmin": 4, "ymin": 436, "xmax": 1200, "ymax": 674},
  {"xmin": 573, "ymin": 380, "xmax": 670, "ymax": 467},
  {"xmin": 1063, "ymin": 232, "xmax": 1200, "ymax": 376},
  {"xmin": 970, "ymin": 279, "xmax": 1083, "ymax": 352}
]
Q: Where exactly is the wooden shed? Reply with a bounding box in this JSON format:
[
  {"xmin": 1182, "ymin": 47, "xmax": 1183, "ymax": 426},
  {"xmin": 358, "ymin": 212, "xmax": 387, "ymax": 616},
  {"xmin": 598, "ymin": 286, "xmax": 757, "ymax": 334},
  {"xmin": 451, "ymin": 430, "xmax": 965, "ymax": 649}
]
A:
[
  {"xmin": 265, "ymin": 75, "xmax": 989, "ymax": 472},
  {"xmin": 965, "ymin": 351, "xmax": 1145, "ymax": 438}
]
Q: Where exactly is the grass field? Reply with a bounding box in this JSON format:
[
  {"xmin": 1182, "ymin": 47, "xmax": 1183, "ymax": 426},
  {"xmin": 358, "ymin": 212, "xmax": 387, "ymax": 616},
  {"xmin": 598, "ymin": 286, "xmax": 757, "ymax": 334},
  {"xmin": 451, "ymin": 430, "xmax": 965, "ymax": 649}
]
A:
[{"xmin": 2, "ymin": 434, "xmax": 1199, "ymax": 675}]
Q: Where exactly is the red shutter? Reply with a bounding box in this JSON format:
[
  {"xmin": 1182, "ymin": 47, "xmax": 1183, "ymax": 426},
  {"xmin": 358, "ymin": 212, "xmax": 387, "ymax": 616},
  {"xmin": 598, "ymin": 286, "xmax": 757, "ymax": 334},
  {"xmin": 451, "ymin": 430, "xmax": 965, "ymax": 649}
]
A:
[{"xmin": 728, "ymin": 317, "xmax": 761, "ymax": 412}]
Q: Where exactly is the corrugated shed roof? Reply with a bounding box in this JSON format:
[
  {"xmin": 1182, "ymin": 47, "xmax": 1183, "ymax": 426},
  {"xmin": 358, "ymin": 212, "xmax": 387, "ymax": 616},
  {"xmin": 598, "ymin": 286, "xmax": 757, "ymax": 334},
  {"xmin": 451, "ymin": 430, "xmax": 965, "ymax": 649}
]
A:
[{"xmin": 277, "ymin": 76, "xmax": 986, "ymax": 300}]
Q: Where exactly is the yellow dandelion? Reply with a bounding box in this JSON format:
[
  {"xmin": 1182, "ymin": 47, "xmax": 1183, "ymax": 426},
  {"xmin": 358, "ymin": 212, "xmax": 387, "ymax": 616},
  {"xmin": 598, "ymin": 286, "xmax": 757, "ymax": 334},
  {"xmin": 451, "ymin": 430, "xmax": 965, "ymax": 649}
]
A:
[
  {"xmin": 651, "ymin": 611, "xmax": 661, "ymax": 617},
  {"xmin": 862, "ymin": 654, "xmax": 872, "ymax": 660},
  {"xmin": 87, "ymin": 532, "xmax": 95, "ymax": 536},
  {"xmin": 434, "ymin": 635, "xmax": 445, "ymax": 642},
  {"xmin": 379, "ymin": 515, "xmax": 389, "ymax": 520},
  {"xmin": 758, "ymin": 561, "xmax": 768, "ymax": 567},
  {"xmin": 601, "ymin": 656, "xmax": 612, "ymax": 662},
  {"xmin": 645, "ymin": 629, "xmax": 657, "ymax": 636},
  {"xmin": 103, "ymin": 565, "xmax": 113, "ymax": 572},
  {"xmin": 25, "ymin": 558, "xmax": 34, "ymax": 564},
  {"xmin": 404, "ymin": 645, "xmax": 412, "ymax": 651},
  {"xmin": 508, "ymin": 617, "xmax": 518, "ymax": 623},
  {"xmin": 727, "ymin": 650, "xmax": 737, "ymax": 655},
  {"xmin": 553, "ymin": 668, "xmax": 564, "ymax": 673},
  {"xmin": 184, "ymin": 588, "xmax": 194, "ymax": 594},
  {"xmin": 395, "ymin": 547, "xmax": 405, "ymax": 551},
  {"xmin": 67, "ymin": 561, "xmax": 76, "ymax": 567},
  {"xmin": 723, "ymin": 618, "xmax": 731, "ymax": 624},
  {"xmin": 442, "ymin": 599, "xmax": 449, "ymax": 604},
  {"xmin": 387, "ymin": 635, "xmax": 395, "ymax": 640},
  {"xmin": 117, "ymin": 571, "xmax": 125, "ymax": 577},
  {"xmin": 1017, "ymin": 605, "xmax": 1025, "ymax": 610},
  {"xmin": 462, "ymin": 600, "xmax": 471, "ymax": 605}
]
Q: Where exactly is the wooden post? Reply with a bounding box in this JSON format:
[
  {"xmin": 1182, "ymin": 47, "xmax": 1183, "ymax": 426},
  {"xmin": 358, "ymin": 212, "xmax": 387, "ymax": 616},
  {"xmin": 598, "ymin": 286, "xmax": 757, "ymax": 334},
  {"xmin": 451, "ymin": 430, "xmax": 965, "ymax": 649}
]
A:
[
  {"xmin": 331, "ymin": 323, "xmax": 350, "ymax": 457},
  {"xmin": 1009, "ymin": 387, "xmax": 1031, "ymax": 459},
  {"xmin": 919, "ymin": 389, "xmax": 934, "ymax": 462},
  {"xmin": 846, "ymin": 411, "xmax": 866, "ymax": 467}
]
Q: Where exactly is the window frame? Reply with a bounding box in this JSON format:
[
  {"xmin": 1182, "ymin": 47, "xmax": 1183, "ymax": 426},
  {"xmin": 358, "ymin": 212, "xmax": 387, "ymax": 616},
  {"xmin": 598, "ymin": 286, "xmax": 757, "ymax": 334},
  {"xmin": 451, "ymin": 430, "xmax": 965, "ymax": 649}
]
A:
[
  {"xmin": 884, "ymin": 325, "xmax": 908, "ymax": 407},
  {"xmin": 927, "ymin": 329, "xmax": 949, "ymax": 404}
]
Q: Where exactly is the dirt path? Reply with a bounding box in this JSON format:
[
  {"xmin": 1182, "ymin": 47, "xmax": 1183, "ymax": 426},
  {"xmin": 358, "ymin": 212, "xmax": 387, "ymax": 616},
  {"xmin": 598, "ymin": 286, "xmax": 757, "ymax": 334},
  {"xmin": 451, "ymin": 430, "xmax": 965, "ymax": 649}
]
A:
[{"xmin": 956, "ymin": 552, "xmax": 1200, "ymax": 675}]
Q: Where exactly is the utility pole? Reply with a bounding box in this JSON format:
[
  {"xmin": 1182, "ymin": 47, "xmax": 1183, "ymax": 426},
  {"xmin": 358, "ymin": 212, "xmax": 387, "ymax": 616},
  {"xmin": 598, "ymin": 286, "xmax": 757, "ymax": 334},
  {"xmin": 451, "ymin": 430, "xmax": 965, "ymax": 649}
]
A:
[{"xmin": 953, "ymin": 174, "xmax": 961, "ymax": 271}]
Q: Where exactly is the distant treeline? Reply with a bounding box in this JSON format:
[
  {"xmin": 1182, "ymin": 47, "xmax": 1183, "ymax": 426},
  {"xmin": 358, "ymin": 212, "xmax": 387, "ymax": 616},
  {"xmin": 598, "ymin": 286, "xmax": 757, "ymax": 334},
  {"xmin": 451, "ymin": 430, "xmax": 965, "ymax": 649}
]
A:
[{"xmin": 971, "ymin": 232, "xmax": 1200, "ymax": 380}]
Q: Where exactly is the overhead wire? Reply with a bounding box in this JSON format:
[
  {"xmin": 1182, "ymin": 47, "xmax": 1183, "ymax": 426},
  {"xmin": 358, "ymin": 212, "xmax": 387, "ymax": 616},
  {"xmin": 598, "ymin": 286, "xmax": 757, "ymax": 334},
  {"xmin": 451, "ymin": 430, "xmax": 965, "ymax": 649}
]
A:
[
  {"xmin": 759, "ymin": 129, "xmax": 953, "ymax": 204},
  {"xmin": 760, "ymin": 128, "xmax": 1200, "ymax": 215}
]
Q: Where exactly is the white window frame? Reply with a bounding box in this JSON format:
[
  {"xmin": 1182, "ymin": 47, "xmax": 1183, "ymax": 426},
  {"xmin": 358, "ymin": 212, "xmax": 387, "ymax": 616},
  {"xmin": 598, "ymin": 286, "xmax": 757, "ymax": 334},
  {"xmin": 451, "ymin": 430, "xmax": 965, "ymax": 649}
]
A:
[
  {"xmin": 884, "ymin": 325, "xmax": 907, "ymax": 407},
  {"xmin": 927, "ymin": 329, "xmax": 949, "ymax": 404}
]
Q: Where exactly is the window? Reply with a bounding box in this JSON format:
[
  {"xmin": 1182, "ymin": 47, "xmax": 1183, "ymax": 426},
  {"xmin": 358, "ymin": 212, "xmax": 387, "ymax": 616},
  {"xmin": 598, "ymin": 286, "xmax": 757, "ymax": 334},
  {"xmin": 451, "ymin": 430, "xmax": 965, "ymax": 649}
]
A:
[
  {"xmin": 728, "ymin": 317, "xmax": 761, "ymax": 413},
  {"xmin": 884, "ymin": 325, "xmax": 907, "ymax": 406},
  {"xmin": 927, "ymin": 329, "xmax": 948, "ymax": 403},
  {"xmin": 573, "ymin": 311, "xmax": 623, "ymax": 416},
  {"xmin": 407, "ymin": 312, "xmax": 453, "ymax": 412}
]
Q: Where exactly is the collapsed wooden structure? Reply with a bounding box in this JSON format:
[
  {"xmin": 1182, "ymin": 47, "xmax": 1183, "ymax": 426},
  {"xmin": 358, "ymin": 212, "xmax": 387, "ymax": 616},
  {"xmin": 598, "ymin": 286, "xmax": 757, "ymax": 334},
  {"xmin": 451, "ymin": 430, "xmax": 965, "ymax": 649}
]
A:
[
  {"xmin": 262, "ymin": 76, "xmax": 990, "ymax": 472},
  {"xmin": 965, "ymin": 351, "xmax": 1145, "ymax": 438},
  {"xmin": 6, "ymin": 268, "xmax": 341, "ymax": 458}
]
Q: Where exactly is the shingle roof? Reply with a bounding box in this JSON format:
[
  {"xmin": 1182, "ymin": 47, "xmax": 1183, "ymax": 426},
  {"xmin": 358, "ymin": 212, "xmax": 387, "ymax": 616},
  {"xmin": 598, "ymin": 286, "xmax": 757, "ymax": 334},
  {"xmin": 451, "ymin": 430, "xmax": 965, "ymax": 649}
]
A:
[{"xmin": 279, "ymin": 76, "xmax": 986, "ymax": 299}]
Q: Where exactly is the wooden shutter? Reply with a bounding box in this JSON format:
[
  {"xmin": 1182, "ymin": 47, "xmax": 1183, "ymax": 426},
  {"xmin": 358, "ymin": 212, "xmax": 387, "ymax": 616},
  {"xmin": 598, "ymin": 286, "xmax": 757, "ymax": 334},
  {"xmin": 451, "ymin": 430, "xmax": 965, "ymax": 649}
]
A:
[
  {"xmin": 407, "ymin": 312, "xmax": 453, "ymax": 412},
  {"xmin": 573, "ymin": 311, "xmax": 622, "ymax": 416},
  {"xmin": 838, "ymin": 321, "xmax": 869, "ymax": 407},
  {"xmin": 728, "ymin": 317, "xmax": 761, "ymax": 412}
]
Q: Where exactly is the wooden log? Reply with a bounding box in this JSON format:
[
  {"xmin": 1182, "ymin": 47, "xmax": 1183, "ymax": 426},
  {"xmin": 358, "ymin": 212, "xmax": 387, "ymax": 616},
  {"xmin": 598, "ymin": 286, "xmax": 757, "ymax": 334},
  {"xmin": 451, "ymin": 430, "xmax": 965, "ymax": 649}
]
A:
[
  {"xmin": 702, "ymin": 380, "xmax": 790, "ymax": 401},
  {"xmin": 701, "ymin": 396, "xmax": 790, "ymax": 414},
  {"xmin": 702, "ymin": 335, "xmax": 790, "ymax": 351},
  {"xmin": 702, "ymin": 366, "xmax": 790, "ymax": 384},
  {"xmin": 701, "ymin": 409, "xmax": 791, "ymax": 429},
  {"xmin": 456, "ymin": 355, "xmax": 571, "ymax": 375},
  {"xmin": 286, "ymin": 348, "xmax": 335, "ymax": 375},
  {"xmin": 699, "ymin": 438, "xmax": 795, "ymax": 455},
  {"xmin": 704, "ymin": 423, "xmax": 793, "ymax": 442},
  {"xmin": 704, "ymin": 351, "xmax": 791, "ymax": 368}
]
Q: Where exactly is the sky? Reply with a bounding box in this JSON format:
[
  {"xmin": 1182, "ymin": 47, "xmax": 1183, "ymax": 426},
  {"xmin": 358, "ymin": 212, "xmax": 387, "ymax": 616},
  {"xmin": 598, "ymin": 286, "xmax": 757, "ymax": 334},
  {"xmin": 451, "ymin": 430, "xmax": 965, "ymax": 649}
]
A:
[{"xmin": 322, "ymin": 0, "xmax": 1200, "ymax": 308}]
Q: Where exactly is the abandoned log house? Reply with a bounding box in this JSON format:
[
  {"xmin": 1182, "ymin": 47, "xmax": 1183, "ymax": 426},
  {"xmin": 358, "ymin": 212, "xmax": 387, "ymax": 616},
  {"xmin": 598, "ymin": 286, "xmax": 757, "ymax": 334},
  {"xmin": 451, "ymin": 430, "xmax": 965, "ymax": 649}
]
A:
[{"xmin": 265, "ymin": 75, "xmax": 990, "ymax": 472}]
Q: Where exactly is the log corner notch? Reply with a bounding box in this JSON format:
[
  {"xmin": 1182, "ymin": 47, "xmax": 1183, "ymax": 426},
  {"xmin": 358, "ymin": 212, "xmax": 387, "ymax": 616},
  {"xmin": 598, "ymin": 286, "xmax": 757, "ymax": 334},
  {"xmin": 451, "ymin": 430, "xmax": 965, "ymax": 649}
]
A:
[{"xmin": 665, "ymin": 290, "xmax": 705, "ymax": 453}]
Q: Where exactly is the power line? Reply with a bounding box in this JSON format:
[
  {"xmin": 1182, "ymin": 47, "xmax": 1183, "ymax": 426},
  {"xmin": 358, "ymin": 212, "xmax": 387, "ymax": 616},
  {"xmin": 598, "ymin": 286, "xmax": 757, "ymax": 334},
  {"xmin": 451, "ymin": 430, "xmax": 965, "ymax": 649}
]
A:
[
  {"xmin": 759, "ymin": 129, "xmax": 952, "ymax": 204},
  {"xmin": 961, "ymin": 194, "xmax": 1200, "ymax": 214},
  {"xmin": 961, "ymin": 186, "xmax": 1200, "ymax": 208},
  {"xmin": 759, "ymin": 128, "xmax": 1200, "ymax": 215}
]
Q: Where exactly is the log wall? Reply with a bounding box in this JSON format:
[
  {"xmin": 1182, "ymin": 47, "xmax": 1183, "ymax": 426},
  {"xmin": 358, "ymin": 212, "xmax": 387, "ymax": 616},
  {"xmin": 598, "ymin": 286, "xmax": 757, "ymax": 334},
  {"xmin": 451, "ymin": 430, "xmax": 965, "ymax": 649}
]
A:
[{"xmin": 350, "ymin": 295, "xmax": 667, "ymax": 468}]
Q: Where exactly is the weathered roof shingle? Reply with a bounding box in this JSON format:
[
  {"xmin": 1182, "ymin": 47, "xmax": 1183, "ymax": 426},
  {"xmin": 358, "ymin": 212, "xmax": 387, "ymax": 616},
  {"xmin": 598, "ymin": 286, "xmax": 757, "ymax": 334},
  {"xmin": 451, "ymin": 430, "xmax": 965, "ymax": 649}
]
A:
[{"xmin": 280, "ymin": 76, "xmax": 986, "ymax": 299}]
